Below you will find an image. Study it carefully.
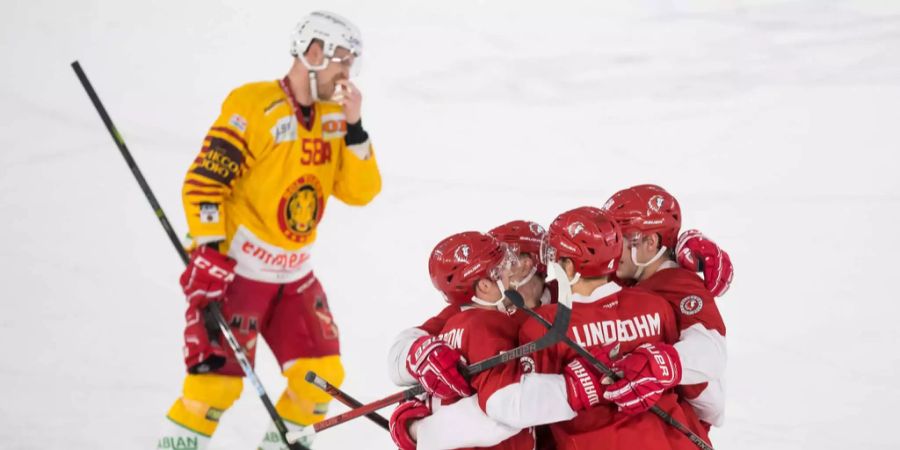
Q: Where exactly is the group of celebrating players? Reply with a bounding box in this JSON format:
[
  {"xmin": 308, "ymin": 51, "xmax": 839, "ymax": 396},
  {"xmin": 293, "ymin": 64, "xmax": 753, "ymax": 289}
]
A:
[
  {"xmin": 154, "ymin": 9, "xmax": 734, "ymax": 449},
  {"xmin": 385, "ymin": 184, "xmax": 734, "ymax": 450}
]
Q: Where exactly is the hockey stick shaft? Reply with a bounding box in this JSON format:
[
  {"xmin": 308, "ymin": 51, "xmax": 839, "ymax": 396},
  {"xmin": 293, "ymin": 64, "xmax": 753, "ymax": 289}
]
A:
[
  {"xmin": 305, "ymin": 371, "xmax": 390, "ymax": 431},
  {"xmin": 512, "ymin": 302, "xmax": 714, "ymax": 450},
  {"xmin": 288, "ymin": 289, "xmax": 572, "ymax": 442},
  {"xmin": 70, "ymin": 61, "xmax": 308, "ymax": 450}
]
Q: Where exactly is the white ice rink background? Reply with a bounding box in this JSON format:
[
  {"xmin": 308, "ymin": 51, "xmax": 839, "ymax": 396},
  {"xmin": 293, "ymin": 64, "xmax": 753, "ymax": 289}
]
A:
[{"xmin": 1, "ymin": 0, "xmax": 899, "ymax": 448}]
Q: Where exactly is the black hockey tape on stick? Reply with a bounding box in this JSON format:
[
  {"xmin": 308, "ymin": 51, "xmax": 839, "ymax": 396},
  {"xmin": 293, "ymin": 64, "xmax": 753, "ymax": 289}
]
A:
[
  {"xmin": 71, "ymin": 60, "xmax": 309, "ymax": 450},
  {"xmin": 305, "ymin": 371, "xmax": 391, "ymax": 431}
]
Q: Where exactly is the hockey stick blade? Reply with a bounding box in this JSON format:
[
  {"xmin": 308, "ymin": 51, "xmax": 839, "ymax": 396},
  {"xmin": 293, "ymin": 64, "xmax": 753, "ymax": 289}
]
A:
[
  {"xmin": 505, "ymin": 268, "xmax": 714, "ymax": 450},
  {"xmin": 305, "ymin": 371, "xmax": 390, "ymax": 431},
  {"xmin": 288, "ymin": 285, "xmax": 573, "ymax": 443}
]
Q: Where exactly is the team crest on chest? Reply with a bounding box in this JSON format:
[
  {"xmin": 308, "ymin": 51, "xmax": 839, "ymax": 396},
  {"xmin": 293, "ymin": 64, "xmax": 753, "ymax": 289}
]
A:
[
  {"xmin": 278, "ymin": 174, "xmax": 325, "ymax": 243},
  {"xmin": 679, "ymin": 295, "xmax": 703, "ymax": 315}
]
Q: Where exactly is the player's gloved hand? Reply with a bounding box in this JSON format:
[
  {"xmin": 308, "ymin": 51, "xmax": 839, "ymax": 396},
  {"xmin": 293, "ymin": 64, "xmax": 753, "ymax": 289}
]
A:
[
  {"xmin": 179, "ymin": 245, "xmax": 236, "ymax": 308},
  {"xmin": 676, "ymin": 229, "xmax": 734, "ymax": 297},
  {"xmin": 183, "ymin": 306, "xmax": 227, "ymax": 373},
  {"xmin": 563, "ymin": 343, "xmax": 618, "ymax": 411},
  {"xmin": 390, "ymin": 399, "xmax": 431, "ymax": 450},
  {"xmin": 602, "ymin": 343, "xmax": 682, "ymax": 415},
  {"xmin": 406, "ymin": 336, "xmax": 473, "ymax": 401}
]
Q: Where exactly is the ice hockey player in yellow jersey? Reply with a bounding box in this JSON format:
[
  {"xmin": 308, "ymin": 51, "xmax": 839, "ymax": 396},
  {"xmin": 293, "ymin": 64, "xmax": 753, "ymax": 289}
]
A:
[{"xmin": 156, "ymin": 11, "xmax": 381, "ymax": 450}]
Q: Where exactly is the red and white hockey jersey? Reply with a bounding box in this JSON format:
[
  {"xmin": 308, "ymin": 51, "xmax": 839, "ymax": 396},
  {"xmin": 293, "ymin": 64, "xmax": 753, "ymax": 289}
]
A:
[
  {"xmin": 637, "ymin": 261, "xmax": 727, "ymax": 427},
  {"xmin": 418, "ymin": 307, "xmax": 534, "ymax": 450}
]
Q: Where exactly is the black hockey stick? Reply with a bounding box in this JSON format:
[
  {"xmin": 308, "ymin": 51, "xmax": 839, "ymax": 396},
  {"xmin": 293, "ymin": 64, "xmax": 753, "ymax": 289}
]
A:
[
  {"xmin": 70, "ymin": 61, "xmax": 308, "ymax": 450},
  {"xmin": 286, "ymin": 285, "xmax": 573, "ymax": 443},
  {"xmin": 505, "ymin": 285, "xmax": 715, "ymax": 450},
  {"xmin": 305, "ymin": 371, "xmax": 390, "ymax": 431}
]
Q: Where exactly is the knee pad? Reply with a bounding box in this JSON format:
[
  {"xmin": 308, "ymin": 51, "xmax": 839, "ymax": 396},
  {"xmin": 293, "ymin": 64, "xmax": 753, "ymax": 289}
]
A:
[
  {"xmin": 167, "ymin": 374, "xmax": 244, "ymax": 436},
  {"xmin": 276, "ymin": 356, "xmax": 345, "ymax": 425}
]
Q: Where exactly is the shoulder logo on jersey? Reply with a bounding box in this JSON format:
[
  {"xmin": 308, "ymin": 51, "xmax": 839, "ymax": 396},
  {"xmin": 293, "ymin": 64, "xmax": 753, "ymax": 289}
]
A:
[
  {"xmin": 648, "ymin": 195, "xmax": 666, "ymax": 213},
  {"xmin": 278, "ymin": 174, "xmax": 325, "ymax": 243},
  {"xmin": 320, "ymin": 112, "xmax": 347, "ymax": 140},
  {"xmin": 679, "ymin": 295, "xmax": 703, "ymax": 315},
  {"xmin": 229, "ymin": 113, "xmax": 247, "ymax": 132},
  {"xmin": 271, "ymin": 115, "xmax": 298, "ymax": 144}
]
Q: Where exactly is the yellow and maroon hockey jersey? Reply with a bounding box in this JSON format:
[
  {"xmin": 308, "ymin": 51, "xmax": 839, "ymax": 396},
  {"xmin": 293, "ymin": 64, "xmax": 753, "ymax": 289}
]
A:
[{"xmin": 182, "ymin": 80, "xmax": 381, "ymax": 283}]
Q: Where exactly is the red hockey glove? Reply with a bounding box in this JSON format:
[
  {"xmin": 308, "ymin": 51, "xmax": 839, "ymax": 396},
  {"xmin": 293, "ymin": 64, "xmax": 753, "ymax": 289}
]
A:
[
  {"xmin": 603, "ymin": 343, "xmax": 682, "ymax": 415},
  {"xmin": 563, "ymin": 342, "xmax": 617, "ymax": 411},
  {"xmin": 676, "ymin": 229, "xmax": 734, "ymax": 297},
  {"xmin": 406, "ymin": 336, "xmax": 473, "ymax": 401},
  {"xmin": 183, "ymin": 305, "xmax": 227, "ymax": 373},
  {"xmin": 179, "ymin": 245, "xmax": 236, "ymax": 308},
  {"xmin": 390, "ymin": 400, "xmax": 431, "ymax": 450}
]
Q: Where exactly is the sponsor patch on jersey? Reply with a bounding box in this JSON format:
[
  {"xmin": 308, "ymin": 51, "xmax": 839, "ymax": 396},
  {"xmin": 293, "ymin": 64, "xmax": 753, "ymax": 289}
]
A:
[
  {"xmin": 193, "ymin": 137, "xmax": 244, "ymax": 185},
  {"xmin": 680, "ymin": 295, "xmax": 704, "ymax": 315},
  {"xmin": 199, "ymin": 202, "xmax": 219, "ymax": 224},
  {"xmin": 228, "ymin": 113, "xmax": 247, "ymax": 132},
  {"xmin": 320, "ymin": 112, "xmax": 347, "ymax": 140},
  {"xmin": 271, "ymin": 115, "xmax": 298, "ymax": 144},
  {"xmin": 278, "ymin": 174, "xmax": 325, "ymax": 243}
]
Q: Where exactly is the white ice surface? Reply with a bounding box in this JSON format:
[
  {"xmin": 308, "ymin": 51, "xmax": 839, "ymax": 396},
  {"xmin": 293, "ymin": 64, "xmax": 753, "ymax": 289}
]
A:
[{"xmin": 1, "ymin": 0, "xmax": 899, "ymax": 448}]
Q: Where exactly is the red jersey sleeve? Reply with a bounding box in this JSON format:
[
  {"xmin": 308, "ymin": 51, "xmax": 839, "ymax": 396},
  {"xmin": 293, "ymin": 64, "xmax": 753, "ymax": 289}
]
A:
[
  {"xmin": 419, "ymin": 304, "xmax": 460, "ymax": 335},
  {"xmin": 639, "ymin": 268, "xmax": 726, "ymax": 336}
]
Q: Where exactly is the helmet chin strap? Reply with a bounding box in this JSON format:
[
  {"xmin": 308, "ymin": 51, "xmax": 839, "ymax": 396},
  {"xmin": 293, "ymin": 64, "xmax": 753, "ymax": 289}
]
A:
[
  {"xmin": 308, "ymin": 71, "xmax": 320, "ymax": 102},
  {"xmin": 471, "ymin": 280, "xmax": 516, "ymax": 315},
  {"xmin": 297, "ymin": 54, "xmax": 330, "ymax": 102},
  {"xmin": 569, "ymin": 272, "xmax": 582, "ymax": 286},
  {"xmin": 631, "ymin": 245, "xmax": 667, "ymax": 279},
  {"xmin": 510, "ymin": 266, "xmax": 537, "ymax": 289}
]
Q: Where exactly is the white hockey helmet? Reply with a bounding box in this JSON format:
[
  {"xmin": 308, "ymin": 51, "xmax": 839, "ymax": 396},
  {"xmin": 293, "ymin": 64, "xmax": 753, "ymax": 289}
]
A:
[{"xmin": 290, "ymin": 11, "xmax": 362, "ymax": 75}]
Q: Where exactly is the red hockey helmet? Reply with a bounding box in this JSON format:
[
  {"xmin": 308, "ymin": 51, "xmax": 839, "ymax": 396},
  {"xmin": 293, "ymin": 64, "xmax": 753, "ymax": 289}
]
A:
[
  {"xmin": 542, "ymin": 207, "xmax": 623, "ymax": 278},
  {"xmin": 429, "ymin": 231, "xmax": 510, "ymax": 305},
  {"xmin": 488, "ymin": 220, "xmax": 547, "ymax": 274},
  {"xmin": 601, "ymin": 184, "xmax": 681, "ymax": 249}
]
